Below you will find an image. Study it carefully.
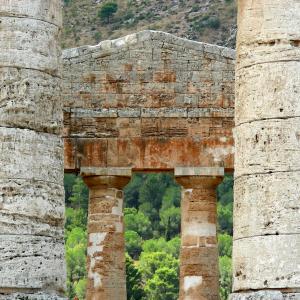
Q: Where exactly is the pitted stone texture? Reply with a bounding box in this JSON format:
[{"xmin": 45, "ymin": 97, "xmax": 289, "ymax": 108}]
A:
[
  {"xmin": 0, "ymin": 128, "xmax": 63, "ymax": 184},
  {"xmin": 84, "ymin": 176, "xmax": 129, "ymax": 300},
  {"xmin": 0, "ymin": 0, "xmax": 62, "ymax": 27},
  {"xmin": 235, "ymin": 62, "xmax": 300, "ymax": 125},
  {"xmin": 232, "ymin": 235, "xmax": 300, "ymax": 291},
  {"xmin": 237, "ymin": 0, "xmax": 300, "ymax": 69},
  {"xmin": 230, "ymin": 291, "xmax": 300, "ymax": 300},
  {"xmin": 0, "ymin": 179, "xmax": 64, "ymax": 236},
  {"xmin": 234, "ymin": 119, "xmax": 300, "ymax": 177},
  {"xmin": 176, "ymin": 176, "xmax": 221, "ymax": 300},
  {"xmin": 0, "ymin": 17, "xmax": 61, "ymax": 75},
  {"xmin": 0, "ymin": 294, "xmax": 66, "ymax": 300},
  {"xmin": 0, "ymin": 235, "xmax": 66, "ymax": 292},
  {"xmin": 234, "ymin": 173, "xmax": 300, "ymax": 239},
  {"xmin": 0, "ymin": 67, "xmax": 62, "ymax": 133},
  {"xmin": 62, "ymin": 30, "xmax": 235, "ymax": 171}
]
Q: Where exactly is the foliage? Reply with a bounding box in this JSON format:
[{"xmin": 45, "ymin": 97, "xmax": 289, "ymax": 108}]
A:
[
  {"xmin": 142, "ymin": 237, "xmax": 180, "ymax": 258},
  {"xmin": 144, "ymin": 267, "xmax": 179, "ymax": 300},
  {"xmin": 124, "ymin": 208, "xmax": 151, "ymax": 239},
  {"xmin": 219, "ymin": 256, "xmax": 232, "ymax": 300},
  {"xmin": 218, "ymin": 233, "xmax": 233, "ymax": 257},
  {"xmin": 126, "ymin": 254, "xmax": 146, "ymax": 300},
  {"xmin": 125, "ymin": 230, "xmax": 143, "ymax": 259},
  {"xmin": 98, "ymin": 2, "xmax": 118, "ymax": 23}
]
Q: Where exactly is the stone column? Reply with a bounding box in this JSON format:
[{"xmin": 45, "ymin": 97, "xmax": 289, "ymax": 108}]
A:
[
  {"xmin": 175, "ymin": 167, "xmax": 223, "ymax": 300},
  {"xmin": 0, "ymin": 1, "xmax": 66, "ymax": 299},
  {"xmin": 81, "ymin": 168, "xmax": 131, "ymax": 300},
  {"xmin": 231, "ymin": 1, "xmax": 300, "ymax": 299}
]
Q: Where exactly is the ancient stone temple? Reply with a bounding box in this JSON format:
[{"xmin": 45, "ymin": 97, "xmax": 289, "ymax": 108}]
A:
[
  {"xmin": 1, "ymin": 0, "xmax": 300, "ymax": 299},
  {"xmin": 0, "ymin": 1, "xmax": 66, "ymax": 299},
  {"xmin": 230, "ymin": 1, "xmax": 300, "ymax": 299},
  {"xmin": 62, "ymin": 31, "xmax": 235, "ymax": 299}
]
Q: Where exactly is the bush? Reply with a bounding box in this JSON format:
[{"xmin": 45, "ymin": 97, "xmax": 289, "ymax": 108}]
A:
[{"xmin": 98, "ymin": 2, "xmax": 118, "ymax": 23}]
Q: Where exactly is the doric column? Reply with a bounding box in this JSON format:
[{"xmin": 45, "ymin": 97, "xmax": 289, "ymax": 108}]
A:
[
  {"xmin": 175, "ymin": 167, "xmax": 223, "ymax": 300},
  {"xmin": 231, "ymin": 1, "xmax": 300, "ymax": 299},
  {"xmin": 81, "ymin": 168, "xmax": 131, "ymax": 300},
  {"xmin": 0, "ymin": 1, "xmax": 66, "ymax": 299}
]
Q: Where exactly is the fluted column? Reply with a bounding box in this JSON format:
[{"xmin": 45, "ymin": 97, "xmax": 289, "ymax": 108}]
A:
[
  {"xmin": 0, "ymin": 1, "xmax": 66, "ymax": 299},
  {"xmin": 176, "ymin": 167, "xmax": 223, "ymax": 300},
  {"xmin": 82, "ymin": 168, "xmax": 131, "ymax": 300},
  {"xmin": 231, "ymin": 1, "xmax": 300, "ymax": 299}
]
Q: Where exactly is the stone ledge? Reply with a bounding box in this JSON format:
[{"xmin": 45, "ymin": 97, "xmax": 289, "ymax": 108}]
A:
[
  {"xmin": 80, "ymin": 167, "xmax": 132, "ymax": 177},
  {"xmin": 0, "ymin": 293, "xmax": 66, "ymax": 300},
  {"xmin": 230, "ymin": 291, "xmax": 300, "ymax": 300},
  {"xmin": 174, "ymin": 167, "xmax": 224, "ymax": 177}
]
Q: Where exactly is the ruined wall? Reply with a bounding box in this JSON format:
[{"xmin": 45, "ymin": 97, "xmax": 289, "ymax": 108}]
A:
[
  {"xmin": 62, "ymin": 30, "xmax": 235, "ymax": 171},
  {"xmin": 231, "ymin": 1, "xmax": 300, "ymax": 299},
  {"xmin": 0, "ymin": 1, "xmax": 66, "ymax": 298}
]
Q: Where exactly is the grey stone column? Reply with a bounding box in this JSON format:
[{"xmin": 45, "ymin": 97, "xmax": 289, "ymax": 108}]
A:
[
  {"xmin": 175, "ymin": 167, "xmax": 223, "ymax": 300},
  {"xmin": 81, "ymin": 168, "xmax": 131, "ymax": 300},
  {"xmin": 231, "ymin": 1, "xmax": 300, "ymax": 299},
  {"xmin": 0, "ymin": 1, "xmax": 66, "ymax": 299}
]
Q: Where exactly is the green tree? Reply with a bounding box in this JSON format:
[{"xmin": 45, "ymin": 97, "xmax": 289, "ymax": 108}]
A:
[
  {"xmin": 74, "ymin": 278, "xmax": 87, "ymax": 300},
  {"xmin": 142, "ymin": 237, "xmax": 180, "ymax": 258},
  {"xmin": 145, "ymin": 267, "xmax": 179, "ymax": 300},
  {"xmin": 124, "ymin": 208, "xmax": 152, "ymax": 239},
  {"xmin": 66, "ymin": 227, "xmax": 87, "ymax": 298},
  {"xmin": 159, "ymin": 206, "xmax": 181, "ymax": 240},
  {"xmin": 69, "ymin": 176, "xmax": 89, "ymax": 211},
  {"xmin": 98, "ymin": 2, "xmax": 118, "ymax": 23},
  {"xmin": 139, "ymin": 252, "xmax": 179, "ymax": 282},
  {"xmin": 219, "ymin": 255, "xmax": 232, "ymax": 300},
  {"xmin": 126, "ymin": 254, "xmax": 146, "ymax": 300},
  {"xmin": 218, "ymin": 233, "xmax": 233, "ymax": 257},
  {"xmin": 125, "ymin": 230, "xmax": 143, "ymax": 259}
]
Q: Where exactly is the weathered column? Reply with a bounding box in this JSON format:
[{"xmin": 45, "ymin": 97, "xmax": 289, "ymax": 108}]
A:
[
  {"xmin": 175, "ymin": 167, "xmax": 223, "ymax": 300},
  {"xmin": 81, "ymin": 168, "xmax": 131, "ymax": 300},
  {"xmin": 231, "ymin": 1, "xmax": 300, "ymax": 299},
  {"xmin": 0, "ymin": 1, "xmax": 66, "ymax": 299}
]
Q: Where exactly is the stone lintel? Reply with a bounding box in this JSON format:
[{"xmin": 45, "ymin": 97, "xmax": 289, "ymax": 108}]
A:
[
  {"xmin": 175, "ymin": 166, "xmax": 224, "ymax": 177},
  {"xmin": 81, "ymin": 167, "xmax": 132, "ymax": 177}
]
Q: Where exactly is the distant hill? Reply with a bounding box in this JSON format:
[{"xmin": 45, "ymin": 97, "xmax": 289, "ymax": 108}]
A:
[{"xmin": 62, "ymin": 0, "xmax": 237, "ymax": 49}]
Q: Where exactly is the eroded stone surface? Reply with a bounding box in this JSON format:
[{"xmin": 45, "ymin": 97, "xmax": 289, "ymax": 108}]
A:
[
  {"xmin": 232, "ymin": 235, "xmax": 300, "ymax": 291},
  {"xmin": 234, "ymin": 172, "xmax": 300, "ymax": 239},
  {"xmin": 83, "ymin": 175, "xmax": 129, "ymax": 300},
  {"xmin": 176, "ymin": 176, "xmax": 222, "ymax": 300},
  {"xmin": 62, "ymin": 30, "xmax": 235, "ymax": 171},
  {"xmin": 0, "ymin": 67, "xmax": 62, "ymax": 133},
  {"xmin": 0, "ymin": 17, "xmax": 61, "ymax": 74},
  {"xmin": 235, "ymin": 119, "xmax": 300, "ymax": 177},
  {"xmin": 0, "ymin": 0, "xmax": 62, "ymax": 27},
  {"xmin": 0, "ymin": 127, "xmax": 63, "ymax": 184},
  {"xmin": 230, "ymin": 291, "xmax": 300, "ymax": 300},
  {"xmin": 0, "ymin": 179, "xmax": 64, "ymax": 236},
  {"xmin": 0, "ymin": 235, "xmax": 66, "ymax": 291}
]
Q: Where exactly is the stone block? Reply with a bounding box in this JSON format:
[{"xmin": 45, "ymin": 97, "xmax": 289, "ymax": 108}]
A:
[
  {"xmin": 235, "ymin": 118, "xmax": 300, "ymax": 177},
  {"xmin": 234, "ymin": 172, "xmax": 300, "ymax": 239},
  {"xmin": 0, "ymin": 67, "xmax": 62, "ymax": 133},
  {"xmin": 230, "ymin": 291, "xmax": 300, "ymax": 300},
  {"xmin": 0, "ymin": 17, "xmax": 60, "ymax": 74},
  {"xmin": 0, "ymin": 128, "xmax": 63, "ymax": 184},
  {"xmin": 0, "ymin": 234, "xmax": 66, "ymax": 291},
  {"xmin": 232, "ymin": 234, "xmax": 300, "ymax": 291},
  {"xmin": 0, "ymin": 179, "xmax": 64, "ymax": 236},
  {"xmin": 0, "ymin": 0, "xmax": 62, "ymax": 27},
  {"xmin": 236, "ymin": 62, "xmax": 300, "ymax": 125}
]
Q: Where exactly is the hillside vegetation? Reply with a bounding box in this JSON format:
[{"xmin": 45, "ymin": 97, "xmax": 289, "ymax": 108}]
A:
[{"xmin": 62, "ymin": 0, "xmax": 237, "ymax": 49}]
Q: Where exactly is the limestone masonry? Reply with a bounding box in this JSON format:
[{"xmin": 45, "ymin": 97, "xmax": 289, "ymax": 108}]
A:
[
  {"xmin": 1, "ymin": 0, "xmax": 300, "ymax": 299},
  {"xmin": 0, "ymin": 1, "xmax": 66, "ymax": 299}
]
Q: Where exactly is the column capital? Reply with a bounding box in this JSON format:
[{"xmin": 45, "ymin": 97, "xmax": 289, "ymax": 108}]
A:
[
  {"xmin": 81, "ymin": 167, "xmax": 132, "ymax": 190},
  {"xmin": 175, "ymin": 167, "xmax": 224, "ymax": 189}
]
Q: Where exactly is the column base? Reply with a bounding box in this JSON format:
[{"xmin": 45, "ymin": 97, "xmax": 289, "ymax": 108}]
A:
[
  {"xmin": 0, "ymin": 293, "xmax": 67, "ymax": 300},
  {"xmin": 230, "ymin": 291, "xmax": 300, "ymax": 300}
]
